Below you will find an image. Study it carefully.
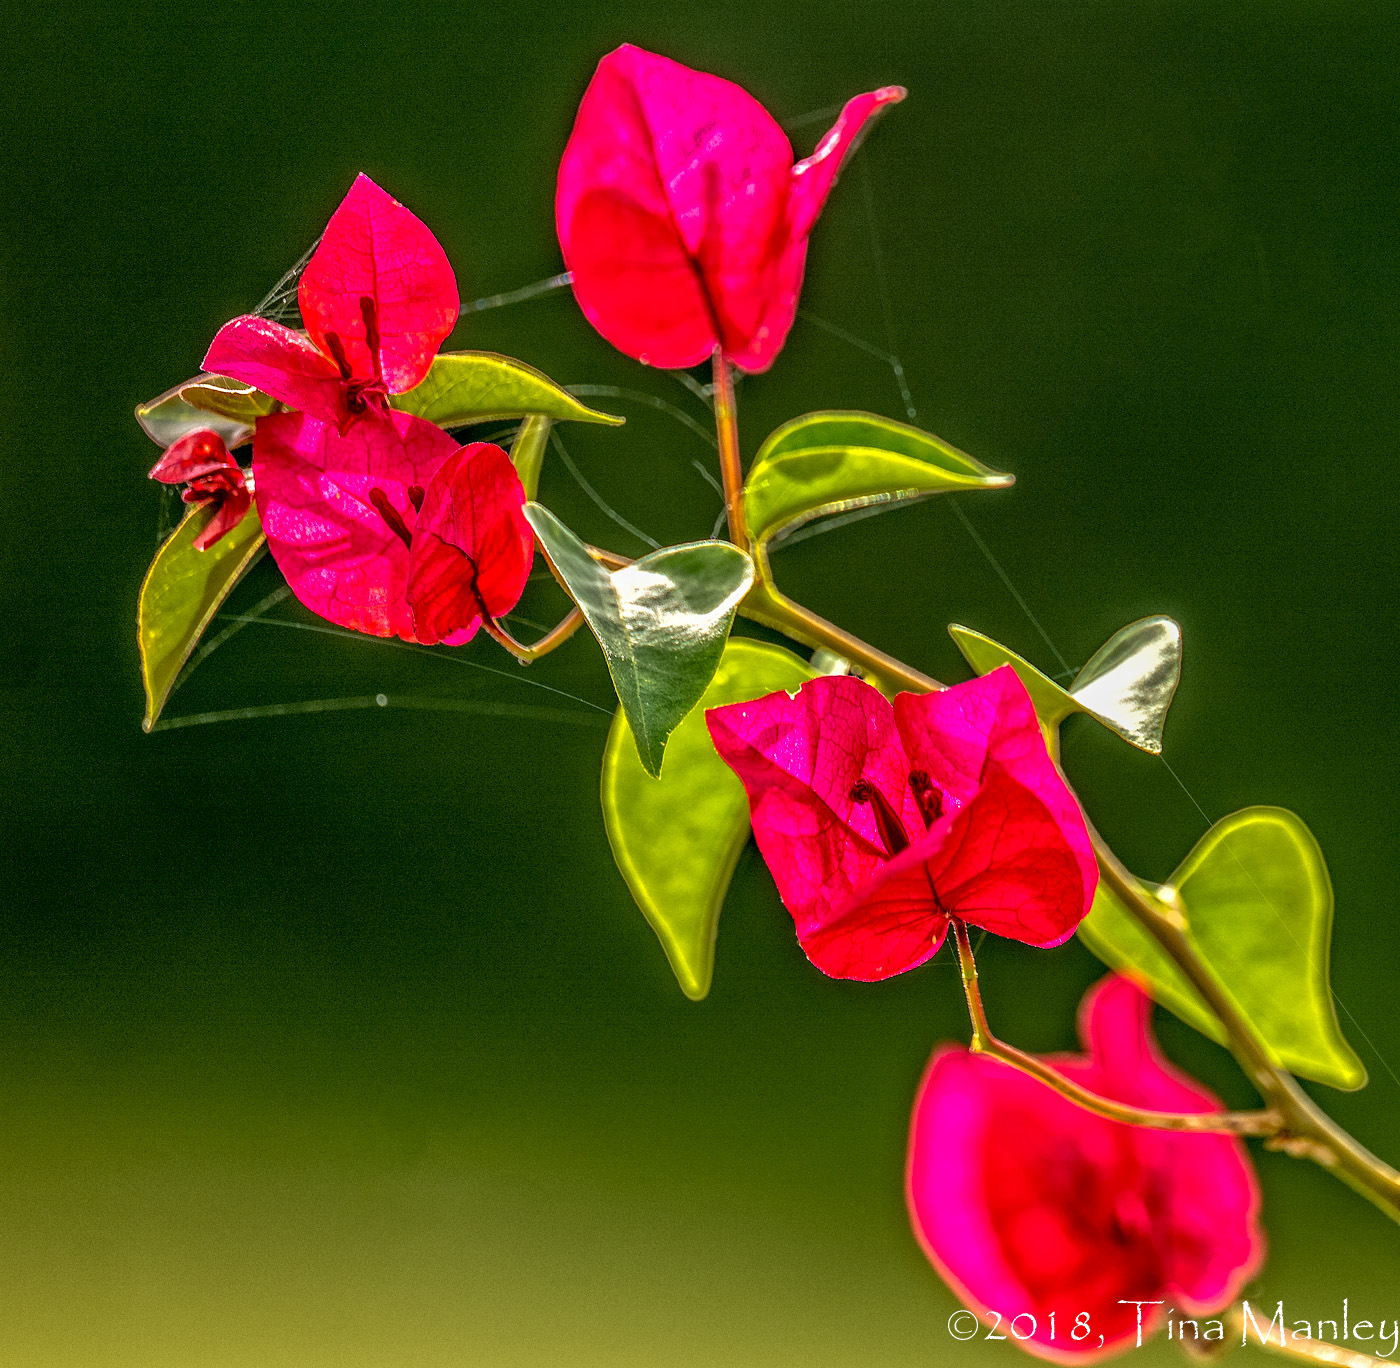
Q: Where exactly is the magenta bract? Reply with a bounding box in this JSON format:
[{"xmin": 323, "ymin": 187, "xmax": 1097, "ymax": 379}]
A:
[
  {"xmin": 253, "ymin": 412, "xmax": 530, "ymax": 644},
  {"xmin": 204, "ymin": 174, "xmax": 459, "ymax": 433},
  {"xmin": 406, "ymin": 442, "xmax": 534, "ymax": 646},
  {"xmin": 556, "ymin": 44, "xmax": 904, "ymax": 373},
  {"xmin": 705, "ymin": 667, "xmax": 1097, "ymax": 980},
  {"xmin": 907, "ymin": 974, "xmax": 1266, "ymax": 1362}
]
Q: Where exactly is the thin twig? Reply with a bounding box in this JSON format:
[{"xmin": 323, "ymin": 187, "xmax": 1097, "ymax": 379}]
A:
[{"xmin": 948, "ymin": 920, "xmax": 1281, "ymax": 1137}]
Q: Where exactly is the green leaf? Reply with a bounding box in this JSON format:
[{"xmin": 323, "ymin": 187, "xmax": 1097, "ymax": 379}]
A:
[
  {"xmin": 602, "ymin": 638, "xmax": 815, "ymax": 999},
  {"xmin": 949, "ymin": 617, "xmax": 1181, "ymax": 753},
  {"xmin": 391, "ymin": 351, "xmax": 624, "ymax": 428},
  {"xmin": 136, "ymin": 374, "xmax": 278, "ymax": 449},
  {"xmin": 743, "ymin": 411, "xmax": 1012, "ymax": 552},
  {"xmin": 1079, "ymin": 807, "xmax": 1367, "ymax": 1090},
  {"xmin": 138, "ymin": 505, "xmax": 266, "ymax": 731},
  {"xmin": 523, "ymin": 504, "xmax": 754, "ymax": 778}
]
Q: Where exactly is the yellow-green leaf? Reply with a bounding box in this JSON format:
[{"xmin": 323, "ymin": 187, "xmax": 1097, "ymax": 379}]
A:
[
  {"xmin": 601, "ymin": 638, "xmax": 815, "ymax": 999},
  {"xmin": 1079, "ymin": 807, "xmax": 1367, "ymax": 1090},
  {"xmin": 138, "ymin": 505, "xmax": 266, "ymax": 731},
  {"xmin": 391, "ymin": 351, "xmax": 624, "ymax": 428},
  {"xmin": 743, "ymin": 411, "xmax": 1012, "ymax": 553},
  {"xmin": 949, "ymin": 617, "xmax": 1181, "ymax": 754},
  {"xmin": 136, "ymin": 373, "xmax": 278, "ymax": 449}
]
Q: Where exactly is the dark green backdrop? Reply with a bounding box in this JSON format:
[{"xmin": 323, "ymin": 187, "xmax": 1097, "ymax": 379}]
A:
[{"xmin": 2, "ymin": 2, "xmax": 1398, "ymax": 1363}]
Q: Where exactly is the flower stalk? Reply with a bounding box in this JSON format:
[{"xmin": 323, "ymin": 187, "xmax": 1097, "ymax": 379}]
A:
[
  {"xmin": 948, "ymin": 918, "xmax": 1281, "ymax": 1136},
  {"xmin": 711, "ymin": 352, "xmax": 748, "ymax": 554}
]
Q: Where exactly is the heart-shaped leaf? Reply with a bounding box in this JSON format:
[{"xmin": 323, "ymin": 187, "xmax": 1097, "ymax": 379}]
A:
[
  {"xmin": 136, "ymin": 373, "xmax": 279, "ymax": 449},
  {"xmin": 523, "ymin": 504, "xmax": 753, "ymax": 777},
  {"xmin": 743, "ymin": 411, "xmax": 1012, "ymax": 555},
  {"xmin": 139, "ymin": 504, "xmax": 266, "ymax": 731},
  {"xmin": 391, "ymin": 351, "xmax": 624, "ymax": 429},
  {"xmin": 949, "ymin": 617, "xmax": 1182, "ymax": 753},
  {"xmin": 1079, "ymin": 806, "xmax": 1367, "ymax": 1090},
  {"xmin": 602, "ymin": 638, "xmax": 815, "ymax": 999}
]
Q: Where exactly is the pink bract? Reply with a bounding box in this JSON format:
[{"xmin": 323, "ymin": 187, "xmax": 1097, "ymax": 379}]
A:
[
  {"xmin": 252, "ymin": 408, "xmax": 460, "ymax": 641},
  {"xmin": 705, "ymin": 667, "xmax": 1098, "ymax": 980},
  {"xmin": 907, "ymin": 974, "xmax": 1266, "ymax": 1362},
  {"xmin": 406, "ymin": 443, "xmax": 534, "ymax": 646},
  {"xmin": 204, "ymin": 174, "xmax": 458, "ymax": 432},
  {"xmin": 556, "ymin": 44, "xmax": 904, "ymax": 372},
  {"xmin": 148, "ymin": 428, "xmax": 251, "ymax": 551}
]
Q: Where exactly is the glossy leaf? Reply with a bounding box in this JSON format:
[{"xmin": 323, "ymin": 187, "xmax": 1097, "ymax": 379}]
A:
[
  {"xmin": 949, "ymin": 616, "xmax": 1182, "ymax": 754},
  {"xmin": 138, "ymin": 502, "xmax": 266, "ymax": 731},
  {"xmin": 1079, "ymin": 807, "xmax": 1367, "ymax": 1090},
  {"xmin": 743, "ymin": 411, "xmax": 1012, "ymax": 554},
  {"xmin": 136, "ymin": 373, "xmax": 279, "ymax": 449},
  {"xmin": 602, "ymin": 638, "xmax": 814, "ymax": 999},
  {"xmin": 523, "ymin": 503, "xmax": 753, "ymax": 777},
  {"xmin": 391, "ymin": 351, "xmax": 624, "ymax": 429}
]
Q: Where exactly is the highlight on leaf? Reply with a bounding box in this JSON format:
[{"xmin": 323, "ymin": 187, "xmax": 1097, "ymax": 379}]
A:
[
  {"xmin": 523, "ymin": 503, "xmax": 754, "ymax": 778},
  {"xmin": 950, "ymin": 617, "xmax": 1182, "ymax": 754},
  {"xmin": 743, "ymin": 411, "xmax": 1012, "ymax": 566},
  {"xmin": 138, "ymin": 503, "xmax": 267, "ymax": 731},
  {"xmin": 1079, "ymin": 806, "xmax": 1367, "ymax": 1091},
  {"xmin": 136, "ymin": 373, "xmax": 280, "ymax": 450},
  {"xmin": 602, "ymin": 639, "xmax": 815, "ymax": 1000}
]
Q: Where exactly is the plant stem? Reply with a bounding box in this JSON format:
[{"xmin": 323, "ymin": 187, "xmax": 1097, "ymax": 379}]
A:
[
  {"xmin": 483, "ymin": 608, "xmax": 584, "ymax": 663},
  {"xmin": 948, "ymin": 919, "xmax": 1281, "ymax": 1137},
  {"xmin": 575, "ymin": 536, "xmax": 1400, "ymax": 1219},
  {"xmin": 712, "ymin": 352, "xmax": 749, "ymax": 554},
  {"xmin": 1090, "ymin": 830, "xmax": 1400, "ymax": 1223}
]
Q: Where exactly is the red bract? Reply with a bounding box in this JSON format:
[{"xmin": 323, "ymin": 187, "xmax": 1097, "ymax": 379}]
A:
[
  {"xmin": 406, "ymin": 443, "xmax": 534, "ymax": 646},
  {"xmin": 556, "ymin": 44, "xmax": 905, "ymax": 372},
  {"xmin": 705, "ymin": 667, "xmax": 1097, "ymax": 980},
  {"xmin": 252, "ymin": 411, "xmax": 528, "ymax": 644},
  {"xmin": 148, "ymin": 428, "xmax": 252, "ymax": 550},
  {"xmin": 907, "ymin": 974, "xmax": 1265, "ymax": 1362},
  {"xmin": 204, "ymin": 174, "xmax": 458, "ymax": 432}
]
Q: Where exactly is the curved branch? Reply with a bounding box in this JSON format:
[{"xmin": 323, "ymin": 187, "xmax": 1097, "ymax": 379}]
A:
[{"xmin": 948, "ymin": 919, "xmax": 1281, "ymax": 1138}]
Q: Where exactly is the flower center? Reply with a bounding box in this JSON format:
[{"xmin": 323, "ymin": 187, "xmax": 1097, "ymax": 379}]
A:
[
  {"xmin": 849, "ymin": 770, "xmax": 949, "ymax": 856},
  {"xmin": 368, "ymin": 487, "xmax": 413, "ymax": 548},
  {"xmin": 849, "ymin": 780, "xmax": 909, "ymax": 856},
  {"xmin": 324, "ymin": 298, "xmax": 389, "ymax": 415},
  {"xmin": 909, "ymin": 770, "xmax": 943, "ymax": 828}
]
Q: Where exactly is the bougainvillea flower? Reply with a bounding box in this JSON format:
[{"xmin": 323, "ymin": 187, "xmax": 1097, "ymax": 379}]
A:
[
  {"xmin": 204, "ymin": 174, "xmax": 458, "ymax": 432},
  {"xmin": 148, "ymin": 428, "xmax": 252, "ymax": 550},
  {"xmin": 705, "ymin": 667, "xmax": 1097, "ymax": 980},
  {"xmin": 405, "ymin": 442, "xmax": 534, "ymax": 645},
  {"xmin": 557, "ymin": 44, "xmax": 905, "ymax": 372},
  {"xmin": 907, "ymin": 974, "xmax": 1265, "ymax": 1362},
  {"xmin": 252, "ymin": 411, "xmax": 528, "ymax": 643}
]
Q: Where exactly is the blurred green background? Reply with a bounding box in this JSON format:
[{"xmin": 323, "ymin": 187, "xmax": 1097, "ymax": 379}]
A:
[{"xmin": 2, "ymin": 1, "xmax": 1399, "ymax": 1364}]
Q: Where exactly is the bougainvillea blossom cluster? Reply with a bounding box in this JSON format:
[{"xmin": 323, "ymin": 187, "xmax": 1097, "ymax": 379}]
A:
[
  {"xmin": 706, "ymin": 667, "xmax": 1099, "ymax": 979},
  {"xmin": 151, "ymin": 174, "xmax": 533, "ymax": 643},
  {"xmin": 908, "ymin": 974, "xmax": 1265, "ymax": 1361},
  {"xmin": 204, "ymin": 173, "xmax": 459, "ymax": 433},
  {"xmin": 557, "ymin": 44, "xmax": 905, "ymax": 371}
]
